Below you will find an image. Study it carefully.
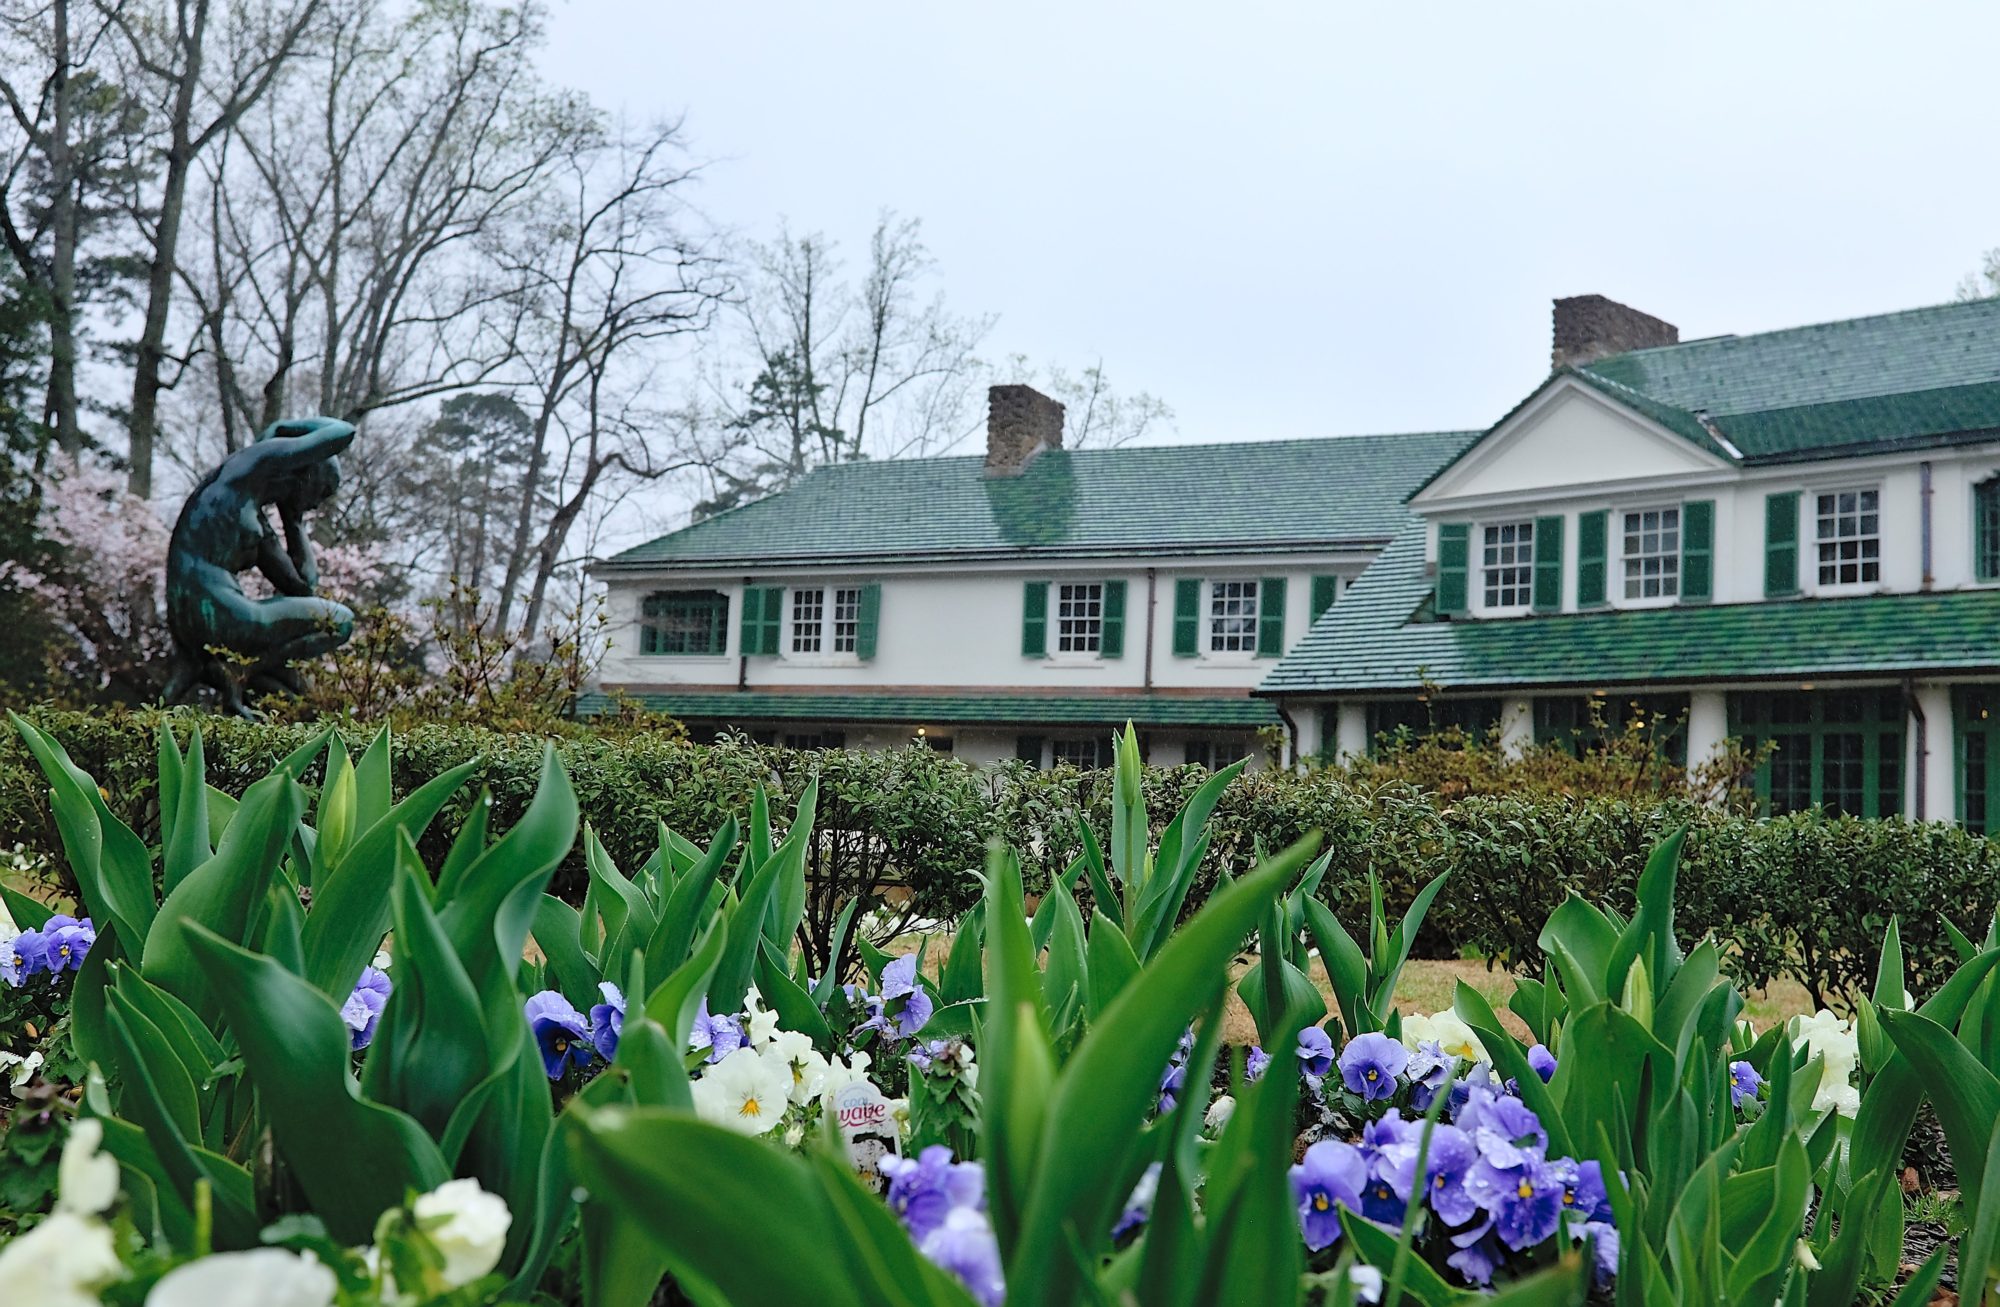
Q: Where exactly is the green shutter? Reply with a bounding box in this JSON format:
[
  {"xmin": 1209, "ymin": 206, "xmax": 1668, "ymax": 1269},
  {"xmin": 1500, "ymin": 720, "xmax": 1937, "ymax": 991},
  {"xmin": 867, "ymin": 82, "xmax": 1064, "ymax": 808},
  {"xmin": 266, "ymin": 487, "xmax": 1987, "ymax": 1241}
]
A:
[
  {"xmin": 1100, "ymin": 579, "xmax": 1126, "ymax": 658},
  {"xmin": 855, "ymin": 583, "xmax": 881, "ymax": 660},
  {"xmin": 1977, "ymin": 480, "xmax": 2000, "ymax": 582},
  {"xmin": 1021, "ymin": 581, "xmax": 1048, "ymax": 657},
  {"xmin": 1680, "ymin": 500, "xmax": 1714, "ymax": 602},
  {"xmin": 1765, "ymin": 492, "xmax": 1800, "ymax": 597},
  {"xmin": 1436, "ymin": 524, "xmax": 1469, "ymax": 616},
  {"xmin": 1576, "ymin": 510, "xmax": 1607, "ymax": 608},
  {"xmin": 740, "ymin": 586, "xmax": 781, "ymax": 654},
  {"xmin": 1531, "ymin": 515, "xmax": 1563, "ymax": 613},
  {"xmin": 1257, "ymin": 577, "xmax": 1286, "ymax": 656},
  {"xmin": 1172, "ymin": 578, "xmax": 1201, "ymax": 656},
  {"xmin": 1310, "ymin": 574, "xmax": 1339, "ymax": 621}
]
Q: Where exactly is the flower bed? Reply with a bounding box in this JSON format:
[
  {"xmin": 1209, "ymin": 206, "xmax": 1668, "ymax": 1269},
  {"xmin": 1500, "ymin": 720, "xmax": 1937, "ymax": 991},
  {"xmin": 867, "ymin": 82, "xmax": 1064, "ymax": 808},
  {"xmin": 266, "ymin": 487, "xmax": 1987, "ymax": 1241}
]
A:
[{"xmin": 0, "ymin": 718, "xmax": 1989, "ymax": 1305}]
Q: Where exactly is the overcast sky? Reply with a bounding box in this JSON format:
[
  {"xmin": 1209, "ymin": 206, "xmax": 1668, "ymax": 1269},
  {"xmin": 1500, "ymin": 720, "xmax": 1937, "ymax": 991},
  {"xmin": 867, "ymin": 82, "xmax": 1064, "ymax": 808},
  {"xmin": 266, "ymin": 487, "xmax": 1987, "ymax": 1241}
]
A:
[{"xmin": 540, "ymin": 1, "xmax": 2000, "ymax": 452}]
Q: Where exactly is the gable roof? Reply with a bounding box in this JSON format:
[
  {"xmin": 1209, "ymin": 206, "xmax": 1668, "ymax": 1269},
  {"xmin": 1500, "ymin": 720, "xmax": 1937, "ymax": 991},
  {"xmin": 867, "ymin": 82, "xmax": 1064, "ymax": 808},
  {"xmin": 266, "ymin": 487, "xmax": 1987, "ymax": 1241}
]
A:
[
  {"xmin": 600, "ymin": 430, "xmax": 1479, "ymax": 571},
  {"xmin": 1260, "ymin": 519, "xmax": 2000, "ymax": 695},
  {"xmin": 1414, "ymin": 298, "xmax": 2000, "ymax": 502}
]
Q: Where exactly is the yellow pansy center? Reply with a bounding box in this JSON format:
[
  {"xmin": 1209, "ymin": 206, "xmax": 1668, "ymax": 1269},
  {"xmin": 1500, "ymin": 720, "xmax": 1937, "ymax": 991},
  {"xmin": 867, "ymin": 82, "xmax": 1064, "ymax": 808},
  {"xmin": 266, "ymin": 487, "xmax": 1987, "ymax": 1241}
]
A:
[
  {"xmin": 1365, "ymin": 1068, "xmax": 1379, "ymax": 1081},
  {"xmin": 1516, "ymin": 1180, "xmax": 1535, "ymax": 1199},
  {"xmin": 740, "ymin": 1095, "xmax": 764, "ymax": 1118},
  {"xmin": 1312, "ymin": 1193, "xmax": 1330, "ymax": 1212}
]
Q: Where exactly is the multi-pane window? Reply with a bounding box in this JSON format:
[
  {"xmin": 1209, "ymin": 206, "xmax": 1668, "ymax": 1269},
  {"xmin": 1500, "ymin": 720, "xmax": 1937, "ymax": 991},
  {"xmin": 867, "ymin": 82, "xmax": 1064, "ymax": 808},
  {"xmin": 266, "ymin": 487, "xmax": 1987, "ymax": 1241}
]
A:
[
  {"xmin": 1962, "ymin": 688, "xmax": 1999, "ymax": 833},
  {"xmin": 1050, "ymin": 737, "xmax": 1105, "ymax": 769},
  {"xmin": 830, "ymin": 587, "xmax": 861, "ymax": 653},
  {"xmin": 640, "ymin": 590, "xmax": 728, "ymax": 655},
  {"xmin": 1056, "ymin": 582, "xmax": 1104, "ymax": 653},
  {"xmin": 1814, "ymin": 487, "xmax": 1880, "ymax": 586},
  {"xmin": 1621, "ymin": 508, "xmax": 1680, "ymax": 600},
  {"xmin": 1481, "ymin": 522, "xmax": 1535, "ymax": 609},
  {"xmin": 781, "ymin": 731, "xmax": 845, "ymax": 750},
  {"xmin": 1976, "ymin": 478, "xmax": 2000, "ymax": 582},
  {"xmin": 789, "ymin": 586, "xmax": 862, "ymax": 654},
  {"xmin": 1209, "ymin": 580, "xmax": 1259, "ymax": 652},
  {"xmin": 790, "ymin": 589, "xmax": 825, "ymax": 653},
  {"xmin": 1185, "ymin": 737, "xmax": 1251, "ymax": 771},
  {"xmin": 1732, "ymin": 690, "xmax": 1903, "ymax": 818}
]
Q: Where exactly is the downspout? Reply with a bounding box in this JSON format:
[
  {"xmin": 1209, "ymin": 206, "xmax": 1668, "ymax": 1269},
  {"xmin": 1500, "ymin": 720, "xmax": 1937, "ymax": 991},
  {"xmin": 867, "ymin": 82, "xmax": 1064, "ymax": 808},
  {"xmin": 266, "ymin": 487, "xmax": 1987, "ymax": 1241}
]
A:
[
  {"xmin": 1921, "ymin": 461, "xmax": 1935, "ymax": 589},
  {"xmin": 1143, "ymin": 567, "xmax": 1157, "ymax": 690},
  {"xmin": 737, "ymin": 576, "xmax": 750, "ymax": 691},
  {"xmin": 1905, "ymin": 676, "xmax": 1926, "ymax": 821},
  {"xmin": 1276, "ymin": 701, "xmax": 1300, "ymax": 770}
]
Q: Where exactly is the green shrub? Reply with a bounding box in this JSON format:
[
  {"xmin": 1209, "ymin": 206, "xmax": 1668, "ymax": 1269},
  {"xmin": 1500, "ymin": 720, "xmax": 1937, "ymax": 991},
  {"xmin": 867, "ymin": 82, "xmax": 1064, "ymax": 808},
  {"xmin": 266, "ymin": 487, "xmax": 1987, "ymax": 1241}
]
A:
[{"xmin": 4, "ymin": 707, "xmax": 1995, "ymax": 1006}]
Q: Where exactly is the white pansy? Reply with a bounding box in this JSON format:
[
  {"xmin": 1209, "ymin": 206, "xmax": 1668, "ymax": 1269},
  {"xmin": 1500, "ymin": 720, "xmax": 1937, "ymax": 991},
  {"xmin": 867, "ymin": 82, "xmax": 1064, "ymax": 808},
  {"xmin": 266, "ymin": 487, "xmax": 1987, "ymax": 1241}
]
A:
[
  {"xmin": 0, "ymin": 1048, "xmax": 43, "ymax": 1092},
  {"xmin": 767, "ymin": 1030, "xmax": 832, "ymax": 1106},
  {"xmin": 1204, "ymin": 1093, "xmax": 1237, "ymax": 1132},
  {"xmin": 1789, "ymin": 1010, "xmax": 1860, "ymax": 1117},
  {"xmin": 146, "ymin": 1248, "xmax": 335, "ymax": 1307},
  {"xmin": 372, "ymin": 949, "xmax": 392, "ymax": 970},
  {"xmin": 1400, "ymin": 1011, "xmax": 1487, "ymax": 1063},
  {"xmin": 818, "ymin": 1050, "xmax": 875, "ymax": 1100},
  {"xmin": 412, "ymin": 1177, "xmax": 512, "ymax": 1287},
  {"xmin": 1350, "ymin": 1264, "xmax": 1385, "ymax": 1304},
  {"xmin": 0, "ymin": 1209, "xmax": 124, "ymax": 1302},
  {"xmin": 691, "ymin": 1046, "xmax": 793, "ymax": 1135},
  {"xmin": 741, "ymin": 985, "xmax": 780, "ymax": 1047},
  {"xmin": 57, "ymin": 1118, "xmax": 121, "ymax": 1216}
]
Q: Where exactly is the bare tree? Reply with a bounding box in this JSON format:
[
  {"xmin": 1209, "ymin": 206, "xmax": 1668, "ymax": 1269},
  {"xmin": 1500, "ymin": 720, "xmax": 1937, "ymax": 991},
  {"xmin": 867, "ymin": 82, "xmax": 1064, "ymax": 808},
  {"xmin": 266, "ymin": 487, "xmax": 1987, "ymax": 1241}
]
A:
[
  {"xmin": 997, "ymin": 354, "xmax": 1172, "ymax": 449},
  {"xmin": 490, "ymin": 122, "xmax": 727, "ymax": 637},
  {"xmin": 102, "ymin": 0, "xmax": 320, "ymax": 497},
  {"xmin": 182, "ymin": 0, "xmax": 589, "ymax": 450}
]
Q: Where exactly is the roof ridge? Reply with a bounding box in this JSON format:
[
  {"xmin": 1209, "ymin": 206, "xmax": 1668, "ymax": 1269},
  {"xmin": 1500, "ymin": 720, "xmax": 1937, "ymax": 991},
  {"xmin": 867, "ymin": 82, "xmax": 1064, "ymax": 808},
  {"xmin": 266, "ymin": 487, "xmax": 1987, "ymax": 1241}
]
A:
[
  {"xmin": 803, "ymin": 426, "xmax": 1484, "ymax": 473},
  {"xmin": 1592, "ymin": 295, "xmax": 2000, "ymax": 366}
]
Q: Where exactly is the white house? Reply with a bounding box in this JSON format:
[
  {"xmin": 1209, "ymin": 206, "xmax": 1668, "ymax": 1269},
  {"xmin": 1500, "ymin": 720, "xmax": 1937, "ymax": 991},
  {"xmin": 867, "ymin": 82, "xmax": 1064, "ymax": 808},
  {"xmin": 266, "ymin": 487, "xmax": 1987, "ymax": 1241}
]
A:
[
  {"xmin": 587, "ymin": 384, "xmax": 1473, "ymax": 767},
  {"xmin": 1264, "ymin": 295, "xmax": 2000, "ymax": 828}
]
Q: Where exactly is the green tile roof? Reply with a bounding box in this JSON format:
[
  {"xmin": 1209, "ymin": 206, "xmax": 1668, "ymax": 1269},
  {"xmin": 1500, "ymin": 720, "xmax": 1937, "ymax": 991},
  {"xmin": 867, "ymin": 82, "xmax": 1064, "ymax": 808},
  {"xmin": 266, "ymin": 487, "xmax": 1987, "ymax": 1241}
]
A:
[
  {"xmin": 577, "ymin": 690, "xmax": 1281, "ymax": 728},
  {"xmin": 601, "ymin": 431, "xmax": 1478, "ymax": 570},
  {"xmin": 1260, "ymin": 520, "xmax": 2000, "ymax": 695},
  {"xmin": 1575, "ymin": 298, "xmax": 2000, "ymax": 464}
]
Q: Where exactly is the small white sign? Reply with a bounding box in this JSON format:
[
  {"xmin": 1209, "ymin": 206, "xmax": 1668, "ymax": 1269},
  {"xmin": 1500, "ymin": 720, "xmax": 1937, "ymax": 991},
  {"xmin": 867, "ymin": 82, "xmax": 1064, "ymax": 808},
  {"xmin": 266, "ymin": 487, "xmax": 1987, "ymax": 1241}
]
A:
[{"xmin": 833, "ymin": 1079, "xmax": 899, "ymax": 1187}]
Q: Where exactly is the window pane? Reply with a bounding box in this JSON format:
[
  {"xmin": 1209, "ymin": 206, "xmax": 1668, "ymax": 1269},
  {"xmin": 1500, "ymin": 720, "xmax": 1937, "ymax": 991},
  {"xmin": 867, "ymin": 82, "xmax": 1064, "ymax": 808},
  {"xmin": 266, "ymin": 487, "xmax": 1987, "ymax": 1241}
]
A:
[
  {"xmin": 1481, "ymin": 521, "xmax": 1535, "ymax": 608},
  {"xmin": 831, "ymin": 588, "xmax": 860, "ymax": 653},
  {"xmin": 791, "ymin": 588, "xmax": 824, "ymax": 653},
  {"xmin": 1621, "ymin": 507, "xmax": 1681, "ymax": 600},
  {"xmin": 1209, "ymin": 580, "xmax": 1259, "ymax": 652},
  {"xmin": 641, "ymin": 590, "xmax": 728, "ymax": 655},
  {"xmin": 1815, "ymin": 486, "xmax": 1881, "ymax": 585},
  {"xmin": 1050, "ymin": 738, "xmax": 1104, "ymax": 768},
  {"xmin": 1057, "ymin": 582, "xmax": 1104, "ymax": 653}
]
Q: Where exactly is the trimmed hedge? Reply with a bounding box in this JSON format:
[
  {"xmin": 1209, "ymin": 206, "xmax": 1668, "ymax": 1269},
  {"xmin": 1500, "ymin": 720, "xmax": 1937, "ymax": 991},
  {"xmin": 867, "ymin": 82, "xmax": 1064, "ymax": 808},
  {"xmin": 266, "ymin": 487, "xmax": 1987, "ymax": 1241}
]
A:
[{"xmin": 3, "ymin": 707, "xmax": 1996, "ymax": 1005}]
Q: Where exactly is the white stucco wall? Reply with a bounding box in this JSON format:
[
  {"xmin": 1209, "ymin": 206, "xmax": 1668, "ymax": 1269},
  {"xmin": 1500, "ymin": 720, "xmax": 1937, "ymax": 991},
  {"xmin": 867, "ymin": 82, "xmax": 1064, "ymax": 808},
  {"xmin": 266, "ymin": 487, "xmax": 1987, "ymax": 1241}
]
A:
[{"xmin": 596, "ymin": 552, "xmax": 1372, "ymax": 693}]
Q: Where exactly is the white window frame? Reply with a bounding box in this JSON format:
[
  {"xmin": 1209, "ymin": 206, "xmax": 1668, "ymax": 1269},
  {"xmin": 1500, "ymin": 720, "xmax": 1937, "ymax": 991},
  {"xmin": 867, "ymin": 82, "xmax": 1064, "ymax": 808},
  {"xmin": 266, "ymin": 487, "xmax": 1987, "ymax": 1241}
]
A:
[
  {"xmin": 1810, "ymin": 485, "xmax": 1882, "ymax": 593},
  {"xmin": 1049, "ymin": 736, "xmax": 1105, "ymax": 769},
  {"xmin": 1207, "ymin": 579, "xmax": 1260, "ymax": 655},
  {"xmin": 1054, "ymin": 581, "xmax": 1105, "ymax": 657},
  {"xmin": 1619, "ymin": 505, "xmax": 1681, "ymax": 607},
  {"xmin": 786, "ymin": 583, "xmax": 864, "ymax": 660},
  {"xmin": 1477, "ymin": 520, "xmax": 1536, "ymax": 615}
]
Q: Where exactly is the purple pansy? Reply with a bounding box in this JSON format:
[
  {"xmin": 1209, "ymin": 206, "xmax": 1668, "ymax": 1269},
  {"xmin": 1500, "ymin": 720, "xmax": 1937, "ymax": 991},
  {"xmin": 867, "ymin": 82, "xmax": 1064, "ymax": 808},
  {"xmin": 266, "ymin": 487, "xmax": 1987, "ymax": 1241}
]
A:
[
  {"xmin": 1729, "ymin": 1060, "xmax": 1764, "ymax": 1108},
  {"xmin": 589, "ymin": 982, "xmax": 626, "ymax": 1060},
  {"xmin": 1339, "ymin": 1032, "xmax": 1409, "ymax": 1102},
  {"xmin": 690, "ymin": 999, "xmax": 744, "ymax": 1064},
  {"xmin": 1406, "ymin": 1039, "xmax": 1452, "ymax": 1110},
  {"xmin": 1465, "ymin": 1153, "xmax": 1564, "ymax": 1250},
  {"xmin": 919, "ymin": 1207, "xmax": 1005, "ymax": 1307},
  {"xmin": 1457, "ymin": 1086, "xmax": 1549, "ymax": 1161},
  {"xmin": 1296, "ymin": 1025, "xmax": 1335, "ymax": 1079},
  {"xmin": 1417, "ymin": 1123, "xmax": 1483, "ymax": 1226},
  {"xmin": 1356, "ymin": 1113, "xmax": 1412, "ymax": 1224},
  {"xmin": 1112, "ymin": 1162, "xmax": 1162, "ymax": 1241},
  {"xmin": 1158, "ymin": 1061, "xmax": 1187, "ymax": 1114},
  {"xmin": 1245, "ymin": 1044, "xmax": 1272, "ymax": 1082},
  {"xmin": 1576, "ymin": 1219, "xmax": 1620, "ymax": 1281},
  {"xmin": 1446, "ymin": 1218, "xmax": 1504, "ymax": 1286},
  {"xmin": 340, "ymin": 966, "xmax": 392, "ymax": 1051},
  {"xmin": 1289, "ymin": 1138, "xmax": 1366, "ymax": 1251},
  {"xmin": 882, "ymin": 1144, "xmax": 985, "ymax": 1242},
  {"xmin": 524, "ymin": 990, "xmax": 594, "ymax": 1079},
  {"xmin": 14, "ymin": 915, "xmax": 95, "ymax": 979},
  {"xmin": 1527, "ymin": 1043, "xmax": 1558, "ymax": 1083},
  {"xmin": 1554, "ymin": 1158, "xmax": 1614, "ymax": 1223}
]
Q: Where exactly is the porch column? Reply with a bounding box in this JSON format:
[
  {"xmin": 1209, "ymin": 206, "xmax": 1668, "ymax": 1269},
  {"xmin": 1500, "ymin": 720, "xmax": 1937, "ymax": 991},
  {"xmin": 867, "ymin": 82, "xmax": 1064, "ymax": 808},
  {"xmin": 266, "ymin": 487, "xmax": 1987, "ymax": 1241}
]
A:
[
  {"xmin": 1685, "ymin": 689, "xmax": 1730, "ymax": 804},
  {"xmin": 1499, "ymin": 696, "xmax": 1534, "ymax": 757},
  {"xmin": 1911, "ymin": 683, "xmax": 1954, "ymax": 822},
  {"xmin": 1335, "ymin": 700, "xmax": 1369, "ymax": 762}
]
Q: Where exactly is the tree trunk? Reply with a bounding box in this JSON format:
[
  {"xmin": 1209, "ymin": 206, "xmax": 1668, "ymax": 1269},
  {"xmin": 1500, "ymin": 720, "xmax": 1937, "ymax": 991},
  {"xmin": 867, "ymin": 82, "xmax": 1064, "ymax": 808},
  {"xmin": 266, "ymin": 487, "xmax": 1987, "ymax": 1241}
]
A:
[
  {"xmin": 126, "ymin": 0, "xmax": 211, "ymax": 500},
  {"xmin": 44, "ymin": 0, "xmax": 80, "ymax": 456}
]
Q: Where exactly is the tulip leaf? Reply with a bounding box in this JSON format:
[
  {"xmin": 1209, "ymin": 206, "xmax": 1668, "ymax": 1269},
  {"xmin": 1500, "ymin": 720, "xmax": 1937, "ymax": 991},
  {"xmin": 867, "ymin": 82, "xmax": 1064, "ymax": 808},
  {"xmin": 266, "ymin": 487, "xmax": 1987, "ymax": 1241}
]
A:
[
  {"xmin": 1880, "ymin": 1006, "xmax": 2000, "ymax": 1212},
  {"xmin": 648, "ymin": 816, "xmax": 737, "ymax": 972},
  {"xmin": 1084, "ymin": 911, "xmax": 1139, "ymax": 1020},
  {"xmin": 11, "ymin": 714, "xmax": 158, "ymax": 956},
  {"xmin": 184, "ymin": 924, "xmax": 449, "ymax": 1243}
]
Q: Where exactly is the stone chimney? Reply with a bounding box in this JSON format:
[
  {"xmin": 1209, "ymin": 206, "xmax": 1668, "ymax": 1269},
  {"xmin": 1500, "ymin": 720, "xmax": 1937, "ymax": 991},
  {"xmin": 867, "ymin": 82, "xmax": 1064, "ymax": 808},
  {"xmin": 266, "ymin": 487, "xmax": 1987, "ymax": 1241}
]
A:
[
  {"xmin": 984, "ymin": 384, "xmax": 1065, "ymax": 477},
  {"xmin": 1551, "ymin": 295, "xmax": 1679, "ymax": 370}
]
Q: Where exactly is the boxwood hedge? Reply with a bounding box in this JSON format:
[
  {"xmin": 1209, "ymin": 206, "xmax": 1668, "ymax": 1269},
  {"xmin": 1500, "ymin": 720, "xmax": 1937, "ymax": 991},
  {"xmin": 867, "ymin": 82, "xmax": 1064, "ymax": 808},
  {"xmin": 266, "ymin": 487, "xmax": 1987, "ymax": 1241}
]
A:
[{"xmin": 2, "ymin": 707, "xmax": 1993, "ymax": 1005}]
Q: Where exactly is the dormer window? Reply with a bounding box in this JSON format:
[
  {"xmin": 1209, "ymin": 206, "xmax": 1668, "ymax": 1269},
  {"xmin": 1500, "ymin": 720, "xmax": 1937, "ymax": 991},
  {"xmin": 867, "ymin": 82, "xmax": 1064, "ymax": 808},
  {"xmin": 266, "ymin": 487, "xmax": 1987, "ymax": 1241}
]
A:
[
  {"xmin": 1480, "ymin": 521, "xmax": 1535, "ymax": 611},
  {"xmin": 1813, "ymin": 488, "xmax": 1880, "ymax": 587}
]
